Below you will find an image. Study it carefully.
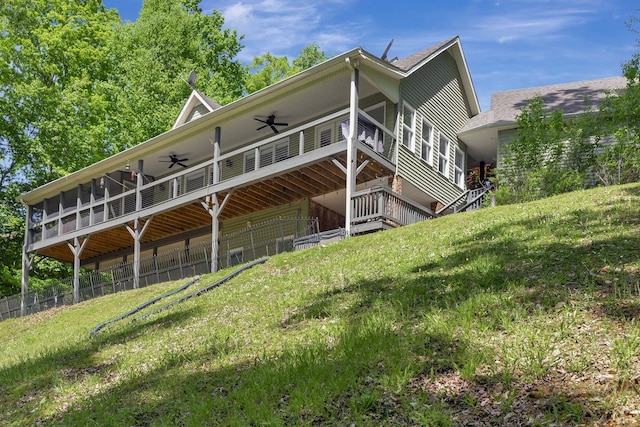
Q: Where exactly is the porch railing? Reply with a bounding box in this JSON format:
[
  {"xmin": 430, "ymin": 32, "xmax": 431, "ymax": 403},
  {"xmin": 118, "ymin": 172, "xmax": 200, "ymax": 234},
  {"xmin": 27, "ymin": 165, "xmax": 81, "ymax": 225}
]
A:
[
  {"xmin": 3, "ymin": 217, "xmax": 319, "ymax": 321},
  {"xmin": 351, "ymin": 186, "xmax": 438, "ymax": 230},
  {"xmin": 29, "ymin": 109, "xmax": 397, "ymax": 246}
]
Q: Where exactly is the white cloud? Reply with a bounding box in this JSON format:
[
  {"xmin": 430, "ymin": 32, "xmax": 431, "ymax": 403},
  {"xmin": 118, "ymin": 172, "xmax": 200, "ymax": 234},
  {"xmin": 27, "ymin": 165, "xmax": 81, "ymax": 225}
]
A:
[
  {"xmin": 206, "ymin": 0, "xmax": 358, "ymax": 61},
  {"xmin": 475, "ymin": 11, "xmax": 592, "ymax": 43}
]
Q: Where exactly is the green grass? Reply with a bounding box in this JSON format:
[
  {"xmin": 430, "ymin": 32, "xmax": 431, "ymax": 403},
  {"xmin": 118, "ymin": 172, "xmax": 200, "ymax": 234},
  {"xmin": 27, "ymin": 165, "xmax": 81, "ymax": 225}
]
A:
[{"xmin": 3, "ymin": 183, "xmax": 640, "ymax": 425}]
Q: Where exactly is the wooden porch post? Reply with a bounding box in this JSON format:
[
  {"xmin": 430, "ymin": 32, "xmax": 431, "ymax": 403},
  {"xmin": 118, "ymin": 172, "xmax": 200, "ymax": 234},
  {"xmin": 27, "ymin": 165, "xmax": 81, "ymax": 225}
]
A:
[
  {"xmin": 67, "ymin": 236, "xmax": 89, "ymax": 304},
  {"xmin": 345, "ymin": 63, "xmax": 359, "ymax": 237},
  {"xmin": 126, "ymin": 216, "xmax": 152, "ymax": 289}
]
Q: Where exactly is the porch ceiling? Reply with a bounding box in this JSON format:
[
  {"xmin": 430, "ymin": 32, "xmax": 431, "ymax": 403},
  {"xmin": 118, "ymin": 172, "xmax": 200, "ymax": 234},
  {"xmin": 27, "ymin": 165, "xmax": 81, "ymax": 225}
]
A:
[
  {"xmin": 37, "ymin": 154, "xmax": 392, "ymax": 264},
  {"xmin": 106, "ymin": 71, "xmax": 384, "ymax": 185}
]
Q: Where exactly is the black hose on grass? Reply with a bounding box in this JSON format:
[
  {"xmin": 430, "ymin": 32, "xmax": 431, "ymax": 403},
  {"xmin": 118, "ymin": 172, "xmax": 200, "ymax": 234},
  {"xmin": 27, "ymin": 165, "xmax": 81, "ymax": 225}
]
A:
[
  {"xmin": 132, "ymin": 257, "xmax": 269, "ymax": 323},
  {"xmin": 90, "ymin": 257, "xmax": 269, "ymax": 336},
  {"xmin": 90, "ymin": 275, "xmax": 202, "ymax": 336}
]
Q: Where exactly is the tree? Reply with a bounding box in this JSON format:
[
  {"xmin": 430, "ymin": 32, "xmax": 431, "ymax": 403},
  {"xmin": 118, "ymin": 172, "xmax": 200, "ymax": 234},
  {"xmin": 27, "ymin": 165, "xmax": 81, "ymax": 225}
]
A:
[
  {"xmin": 108, "ymin": 0, "xmax": 246, "ymax": 149},
  {"xmin": 496, "ymin": 96, "xmax": 597, "ymax": 204},
  {"xmin": 0, "ymin": 0, "xmax": 121, "ymax": 294},
  {"xmin": 0, "ymin": 0, "xmax": 247, "ymax": 294},
  {"xmin": 245, "ymin": 43, "xmax": 328, "ymax": 94},
  {"xmin": 596, "ymin": 54, "xmax": 640, "ymax": 185}
]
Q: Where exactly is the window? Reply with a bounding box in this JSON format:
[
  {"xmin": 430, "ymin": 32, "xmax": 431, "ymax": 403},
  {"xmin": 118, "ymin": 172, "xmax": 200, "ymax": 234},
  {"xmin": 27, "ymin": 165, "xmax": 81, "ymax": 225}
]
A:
[
  {"xmin": 438, "ymin": 134, "xmax": 450, "ymax": 177},
  {"xmin": 244, "ymin": 151, "xmax": 255, "ymax": 173},
  {"xmin": 186, "ymin": 170, "xmax": 205, "ymax": 192},
  {"xmin": 244, "ymin": 138, "xmax": 289, "ymax": 172},
  {"xmin": 401, "ymin": 103, "xmax": 416, "ymax": 151},
  {"xmin": 420, "ymin": 120, "xmax": 434, "ymax": 165},
  {"xmin": 317, "ymin": 124, "xmax": 333, "ymax": 148},
  {"xmin": 454, "ymin": 147, "xmax": 465, "ymax": 187},
  {"xmin": 260, "ymin": 139, "xmax": 289, "ymax": 167}
]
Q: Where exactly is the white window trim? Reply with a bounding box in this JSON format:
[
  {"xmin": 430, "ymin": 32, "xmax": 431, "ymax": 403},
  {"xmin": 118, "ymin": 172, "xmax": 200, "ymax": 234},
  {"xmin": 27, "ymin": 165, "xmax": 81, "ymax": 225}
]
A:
[
  {"xmin": 454, "ymin": 147, "xmax": 465, "ymax": 188},
  {"xmin": 420, "ymin": 119, "xmax": 434, "ymax": 165},
  {"xmin": 402, "ymin": 103, "xmax": 416, "ymax": 152},
  {"xmin": 438, "ymin": 133, "xmax": 450, "ymax": 178}
]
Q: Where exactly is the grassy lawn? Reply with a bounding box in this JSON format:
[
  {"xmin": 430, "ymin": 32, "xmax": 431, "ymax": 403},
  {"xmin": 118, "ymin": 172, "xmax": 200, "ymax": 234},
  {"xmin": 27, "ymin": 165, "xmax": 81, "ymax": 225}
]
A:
[{"xmin": 2, "ymin": 183, "xmax": 640, "ymax": 425}]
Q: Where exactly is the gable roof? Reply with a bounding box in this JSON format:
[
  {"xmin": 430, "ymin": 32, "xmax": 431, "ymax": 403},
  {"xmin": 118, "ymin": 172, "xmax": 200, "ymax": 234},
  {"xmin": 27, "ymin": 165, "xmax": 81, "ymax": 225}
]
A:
[
  {"xmin": 460, "ymin": 76, "xmax": 627, "ymax": 133},
  {"xmin": 391, "ymin": 36, "xmax": 459, "ymax": 71},
  {"xmin": 173, "ymin": 89, "xmax": 221, "ymax": 129},
  {"xmin": 390, "ymin": 36, "xmax": 480, "ymax": 116}
]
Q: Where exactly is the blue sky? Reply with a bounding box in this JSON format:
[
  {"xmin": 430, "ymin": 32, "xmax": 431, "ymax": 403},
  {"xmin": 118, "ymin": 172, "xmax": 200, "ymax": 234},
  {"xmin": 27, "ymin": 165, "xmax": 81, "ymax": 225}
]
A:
[{"xmin": 102, "ymin": 0, "xmax": 636, "ymax": 111}]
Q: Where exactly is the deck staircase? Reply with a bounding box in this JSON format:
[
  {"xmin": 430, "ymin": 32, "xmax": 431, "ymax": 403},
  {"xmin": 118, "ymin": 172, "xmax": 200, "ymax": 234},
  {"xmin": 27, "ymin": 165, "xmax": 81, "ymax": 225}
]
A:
[{"xmin": 436, "ymin": 185, "xmax": 494, "ymax": 216}]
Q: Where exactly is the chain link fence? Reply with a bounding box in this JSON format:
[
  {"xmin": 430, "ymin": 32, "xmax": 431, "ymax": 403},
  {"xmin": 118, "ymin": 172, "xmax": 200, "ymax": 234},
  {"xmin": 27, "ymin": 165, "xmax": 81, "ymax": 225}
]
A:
[{"xmin": 1, "ymin": 217, "xmax": 322, "ymax": 321}]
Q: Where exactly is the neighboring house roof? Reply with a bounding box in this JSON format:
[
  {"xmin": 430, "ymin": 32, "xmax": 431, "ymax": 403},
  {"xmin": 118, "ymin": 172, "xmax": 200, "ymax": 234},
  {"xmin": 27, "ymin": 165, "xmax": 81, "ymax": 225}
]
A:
[{"xmin": 460, "ymin": 76, "xmax": 627, "ymax": 134}]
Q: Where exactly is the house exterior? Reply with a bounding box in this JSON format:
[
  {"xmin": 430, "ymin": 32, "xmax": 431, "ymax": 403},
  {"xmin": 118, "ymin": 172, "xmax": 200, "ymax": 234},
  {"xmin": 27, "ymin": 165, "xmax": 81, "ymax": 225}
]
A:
[
  {"xmin": 458, "ymin": 76, "xmax": 627, "ymax": 168},
  {"xmin": 18, "ymin": 36, "xmax": 491, "ymax": 314}
]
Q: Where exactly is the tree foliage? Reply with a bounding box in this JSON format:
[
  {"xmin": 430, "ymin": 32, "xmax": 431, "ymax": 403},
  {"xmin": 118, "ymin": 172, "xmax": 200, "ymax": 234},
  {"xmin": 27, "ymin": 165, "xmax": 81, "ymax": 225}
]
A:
[
  {"xmin": 245, "ymin": 43, "xmax": 327, "ymax": 94},
  {"xmin": 0, "ymin": 0, "xmax": 121, "ymax": 295},
  {"xmin": 495, "ymin": 96, "xmax": 598, "ymax": 204},
  {"xmin": 108, "ymin": 0, "xmax": 246, "ymax": 149},
  {"xmin": 0, "ymin": 0, "xmax": 247, "ymax": 295},
  {"xmin": 595, "ymin": 54, "xmax": 640, "ymax": 185}
]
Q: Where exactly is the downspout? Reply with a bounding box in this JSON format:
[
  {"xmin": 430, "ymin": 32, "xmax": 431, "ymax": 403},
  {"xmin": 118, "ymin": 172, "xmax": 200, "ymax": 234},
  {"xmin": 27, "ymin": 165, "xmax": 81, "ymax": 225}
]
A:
[{"xmin": 345, "ymin": 56, "xmax": 359, "ymax": 237}]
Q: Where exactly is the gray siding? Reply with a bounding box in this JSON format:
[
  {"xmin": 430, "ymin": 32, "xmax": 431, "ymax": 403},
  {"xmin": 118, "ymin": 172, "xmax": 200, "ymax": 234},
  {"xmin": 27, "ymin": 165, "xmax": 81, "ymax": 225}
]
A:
[
  {"xmin": 497, "ymin": 128, "xmax": 518, "ymax": 168},
  {"xmin": 398, "ymin": 51, "xmax": 472, "ymax": 204}
]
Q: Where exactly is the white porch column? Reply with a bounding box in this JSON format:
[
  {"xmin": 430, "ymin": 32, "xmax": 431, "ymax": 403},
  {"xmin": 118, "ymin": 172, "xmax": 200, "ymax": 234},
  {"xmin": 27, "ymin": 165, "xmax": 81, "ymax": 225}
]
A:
[
  {"xmin": 126, "ymin": 217, "xmax": 152, "ymax": 289},
  {"xmin": 345, "ymin": 64, "xmax": 359, "ymax": 236},
  {"xmin": 211, "ymin": 128, "xmax": 221, "ymax": 273},
  {"xmin": 67, "ymin": 236, "xmax": 89, "ymax": 304}
]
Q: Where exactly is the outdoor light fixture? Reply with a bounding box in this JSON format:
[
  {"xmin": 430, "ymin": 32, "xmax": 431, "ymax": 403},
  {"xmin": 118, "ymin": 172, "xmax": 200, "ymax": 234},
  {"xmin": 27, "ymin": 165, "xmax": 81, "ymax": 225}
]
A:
[
  {"xmin": 99, "ymin": 174, "xmax": 129, "ymax": 190},
  {"xmin": 125, "ymin": 161, "xmax": 130, "ymax": 170}
]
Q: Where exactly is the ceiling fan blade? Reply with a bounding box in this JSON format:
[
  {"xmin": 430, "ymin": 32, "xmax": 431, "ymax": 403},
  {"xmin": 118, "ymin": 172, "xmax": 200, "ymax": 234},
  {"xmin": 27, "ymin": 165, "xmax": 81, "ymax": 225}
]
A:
[
  {"xmin": 177, "ymin": 163, "xmax": 188, "ymax": 168},
  {"xmin": 273, "ymin": 122, "xmax": 288, "ymax": 126},
  {"xmin": 254, "ymin": 118, "xmax": 267, "ymax": 124},
  {"xmin": 169, "ymin": 162, "xmax": 175, "ymax": 168},
  {"xmin": 269, "ymin": 125, "xmax": 279, "ymax": 134},
  {"xmin": 256, "ymin": 124, "xmax": 268, "ymax": 131}
]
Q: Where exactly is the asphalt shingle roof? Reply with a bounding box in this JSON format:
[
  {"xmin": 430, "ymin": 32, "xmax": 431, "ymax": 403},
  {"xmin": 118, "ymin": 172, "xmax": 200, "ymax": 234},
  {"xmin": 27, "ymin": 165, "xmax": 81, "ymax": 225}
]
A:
[
  {"xmin": 460, "ymin": 76, "xmax": 627, "ymax": 133},
  {"xmin": 391, "ymin": 36, "xmax": 459, "ymax": 71}
]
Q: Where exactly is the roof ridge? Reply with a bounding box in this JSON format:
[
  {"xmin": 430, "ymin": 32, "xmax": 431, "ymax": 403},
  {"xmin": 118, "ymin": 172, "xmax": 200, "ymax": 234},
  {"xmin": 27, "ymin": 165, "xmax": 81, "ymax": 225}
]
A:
[{"xmin": 391, "ymin": 36, "xmax": 459, "ymax": 71}]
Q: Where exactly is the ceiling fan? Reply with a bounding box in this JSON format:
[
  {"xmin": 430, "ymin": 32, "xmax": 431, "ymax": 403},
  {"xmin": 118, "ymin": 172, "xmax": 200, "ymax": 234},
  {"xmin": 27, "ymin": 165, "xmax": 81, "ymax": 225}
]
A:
[
  {"xmin": 160, "ymin": 154, "xmax": 189, "ymax": 168},
  {"xmin": 254, "ymin": 115, "xmax": 288, "ymax": 134}
]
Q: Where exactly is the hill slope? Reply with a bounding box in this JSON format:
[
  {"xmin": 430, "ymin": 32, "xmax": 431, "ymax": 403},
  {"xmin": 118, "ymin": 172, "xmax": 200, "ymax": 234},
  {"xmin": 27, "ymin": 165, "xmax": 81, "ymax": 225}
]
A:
[{"xmin": 2, "ymin": 184, "xmax": 640, "ymax": 426}]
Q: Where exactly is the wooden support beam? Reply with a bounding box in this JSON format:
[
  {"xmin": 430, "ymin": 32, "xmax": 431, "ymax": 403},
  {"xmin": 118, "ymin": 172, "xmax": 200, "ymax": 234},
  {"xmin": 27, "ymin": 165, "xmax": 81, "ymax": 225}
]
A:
[
  {"xmin": 67, "ymin": 236, "xmax": 89, "ymax": 304},
  {"xmin": 125, "ymin": 217, "xmax": 152, "ymax": 289}
]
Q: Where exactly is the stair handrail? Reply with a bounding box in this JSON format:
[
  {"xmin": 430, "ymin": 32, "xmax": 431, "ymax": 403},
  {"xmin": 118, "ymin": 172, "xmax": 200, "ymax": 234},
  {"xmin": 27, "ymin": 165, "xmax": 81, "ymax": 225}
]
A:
[
  {"xmin": 454, "ymin": 184, "xmax": 494, "ymax": 213},
  {"xmin": 435, "ymin": 190, "xmax": 470, "ymax": 215}
]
